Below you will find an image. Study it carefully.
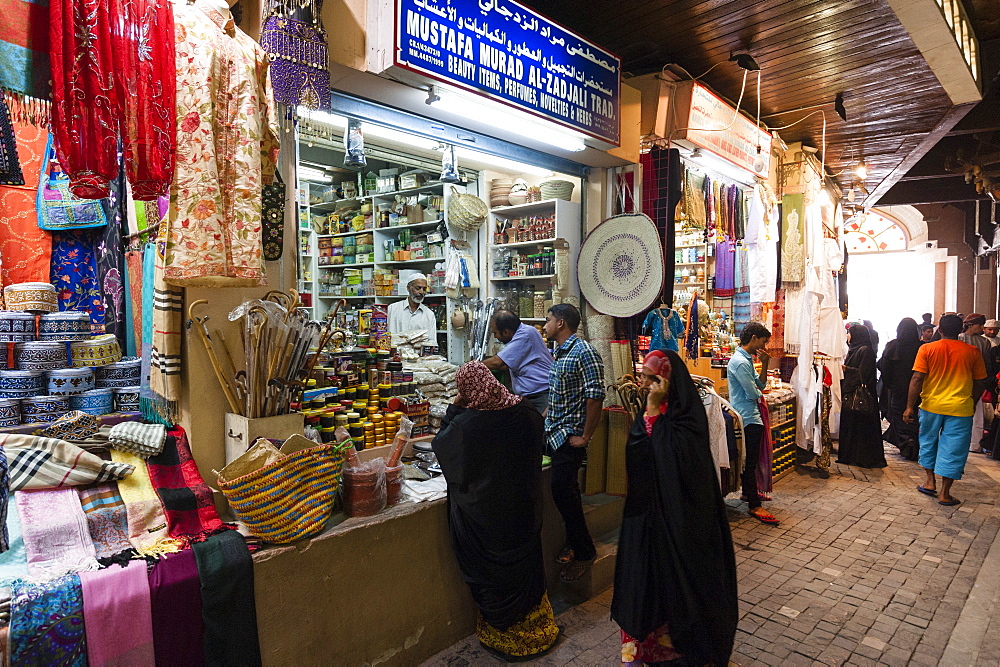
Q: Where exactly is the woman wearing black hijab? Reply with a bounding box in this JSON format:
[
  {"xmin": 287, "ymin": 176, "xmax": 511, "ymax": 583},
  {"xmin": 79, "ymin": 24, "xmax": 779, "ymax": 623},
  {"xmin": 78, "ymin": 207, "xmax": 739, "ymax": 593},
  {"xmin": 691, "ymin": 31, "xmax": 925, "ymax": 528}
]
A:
[
  {"xmin": 863, "ymin": 319, "xmax": 880, "ymax": 357},
  {"xmin": 878, "ymin": 318, "xmax": 923, "ymax": 460},
  {"xmin": 837, "ymin": 324, "xmax": 888, "ymax": 468},
  {"xmin": 611, "ymin": 350, "xmax": 738, "ymax": 666}
]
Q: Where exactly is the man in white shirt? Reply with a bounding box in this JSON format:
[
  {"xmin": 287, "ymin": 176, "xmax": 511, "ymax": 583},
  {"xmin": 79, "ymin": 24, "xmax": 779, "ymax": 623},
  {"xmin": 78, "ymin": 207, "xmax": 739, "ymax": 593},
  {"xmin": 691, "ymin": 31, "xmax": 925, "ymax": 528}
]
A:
[{"xmin": 386, "ymin": 273, "xmax": 437, "ymax": 339}]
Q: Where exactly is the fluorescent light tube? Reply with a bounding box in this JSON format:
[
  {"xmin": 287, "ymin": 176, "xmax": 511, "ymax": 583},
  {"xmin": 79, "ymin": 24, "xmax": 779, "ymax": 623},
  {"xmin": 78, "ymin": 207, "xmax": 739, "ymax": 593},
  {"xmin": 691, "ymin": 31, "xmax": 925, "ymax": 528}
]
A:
[
  {"xmin": 454, "ymin": 148, "xmax": 553, "ymax": 177},
  {"xmin": 430, "ymin": 89, "xmax": 587, "ymax": 152}
]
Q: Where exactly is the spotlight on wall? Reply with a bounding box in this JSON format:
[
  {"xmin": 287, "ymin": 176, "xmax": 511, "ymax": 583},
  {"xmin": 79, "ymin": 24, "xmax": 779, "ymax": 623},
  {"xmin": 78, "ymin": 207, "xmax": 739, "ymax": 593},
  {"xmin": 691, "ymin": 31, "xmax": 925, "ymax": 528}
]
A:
[{"xmin": 834, "ymin": 92, "xmax": 847, "ymax": 122}]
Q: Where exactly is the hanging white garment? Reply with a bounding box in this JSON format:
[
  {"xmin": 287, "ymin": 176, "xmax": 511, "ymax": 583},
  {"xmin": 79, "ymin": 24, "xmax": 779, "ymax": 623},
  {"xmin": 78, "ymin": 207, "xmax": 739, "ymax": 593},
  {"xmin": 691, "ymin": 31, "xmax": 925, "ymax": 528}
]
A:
[
  {"xmin": 747, "ymin": 185, "xmax": 779, "ymax": 303},
  {"xmin": 699, "ymin": 386, "xmax": 730, "ymax": 489}
]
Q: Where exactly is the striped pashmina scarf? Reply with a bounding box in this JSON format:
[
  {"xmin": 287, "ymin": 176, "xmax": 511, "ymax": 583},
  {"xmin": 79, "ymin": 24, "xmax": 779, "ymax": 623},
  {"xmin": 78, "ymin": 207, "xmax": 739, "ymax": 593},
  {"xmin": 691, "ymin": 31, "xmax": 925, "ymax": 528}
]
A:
[{"xmin": 2, "ymin": 434, "xmax": 134, "ymax": 490}]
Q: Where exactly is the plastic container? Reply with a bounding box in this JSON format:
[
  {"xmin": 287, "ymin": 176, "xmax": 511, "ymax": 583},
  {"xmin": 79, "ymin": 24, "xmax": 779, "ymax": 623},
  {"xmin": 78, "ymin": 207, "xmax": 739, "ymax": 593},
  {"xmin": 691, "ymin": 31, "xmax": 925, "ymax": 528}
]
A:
[{"xmin": 385, "ymin": 464, "xmax": 403, "ymax": 506}]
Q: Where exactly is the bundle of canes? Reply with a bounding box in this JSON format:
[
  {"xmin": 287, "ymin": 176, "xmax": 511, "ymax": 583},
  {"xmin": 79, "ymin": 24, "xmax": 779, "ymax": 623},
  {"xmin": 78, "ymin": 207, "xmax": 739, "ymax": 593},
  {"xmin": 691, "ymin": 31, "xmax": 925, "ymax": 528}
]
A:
[{"xmin": 188, "ymin": 299, "xmax": 241, "ymax": 414}]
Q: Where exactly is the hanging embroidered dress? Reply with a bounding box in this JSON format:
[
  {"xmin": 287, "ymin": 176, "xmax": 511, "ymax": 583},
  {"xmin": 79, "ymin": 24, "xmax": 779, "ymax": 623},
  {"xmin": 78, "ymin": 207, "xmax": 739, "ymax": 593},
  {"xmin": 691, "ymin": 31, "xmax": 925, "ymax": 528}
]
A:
[{"xmin": 164, "ymin": 5, "xmax": 280, "ymax": 287}]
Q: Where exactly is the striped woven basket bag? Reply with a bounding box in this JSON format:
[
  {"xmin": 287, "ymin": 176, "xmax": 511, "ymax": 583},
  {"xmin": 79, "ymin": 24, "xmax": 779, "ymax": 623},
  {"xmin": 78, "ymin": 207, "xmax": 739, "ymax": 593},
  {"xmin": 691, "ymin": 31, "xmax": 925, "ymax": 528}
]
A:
[{"xmin": 218, "ymin": 444, "xmax": 345, "ymax": 543}]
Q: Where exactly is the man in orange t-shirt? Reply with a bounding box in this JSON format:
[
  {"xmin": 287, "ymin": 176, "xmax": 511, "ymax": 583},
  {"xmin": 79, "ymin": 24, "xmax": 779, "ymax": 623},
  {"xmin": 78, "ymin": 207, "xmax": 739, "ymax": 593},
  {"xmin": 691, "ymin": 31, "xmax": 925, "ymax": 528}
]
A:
[{"xmin": 904, "ymin": 314, "xmax": 987, "ymax": 506}]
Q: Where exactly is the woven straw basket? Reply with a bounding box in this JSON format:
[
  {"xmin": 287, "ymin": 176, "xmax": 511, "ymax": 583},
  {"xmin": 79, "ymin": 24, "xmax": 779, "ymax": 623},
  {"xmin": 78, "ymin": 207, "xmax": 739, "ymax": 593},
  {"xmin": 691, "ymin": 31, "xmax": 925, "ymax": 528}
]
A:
[
  {"xmin": 218, "ymin": 444, "xmax": 345, "ymax": 543},
  {"xmin": 447, "ymin": 186, "xmax": 488, "ymax": 232}
]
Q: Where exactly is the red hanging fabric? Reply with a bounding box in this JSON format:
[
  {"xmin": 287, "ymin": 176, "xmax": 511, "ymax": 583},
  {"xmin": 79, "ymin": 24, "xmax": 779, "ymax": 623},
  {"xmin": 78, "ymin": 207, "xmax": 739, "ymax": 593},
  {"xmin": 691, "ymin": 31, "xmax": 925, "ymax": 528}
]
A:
[
  {"xmin": 110, "ymin": 0, "xmax": 176, "ymax": 200},
  {"xmin": 49, "ymin": 0, "xmax": 175, "ymax": 200},
  {"xmin": 49, "ymin": 0, "xmax": 118, "ymax": 199}
]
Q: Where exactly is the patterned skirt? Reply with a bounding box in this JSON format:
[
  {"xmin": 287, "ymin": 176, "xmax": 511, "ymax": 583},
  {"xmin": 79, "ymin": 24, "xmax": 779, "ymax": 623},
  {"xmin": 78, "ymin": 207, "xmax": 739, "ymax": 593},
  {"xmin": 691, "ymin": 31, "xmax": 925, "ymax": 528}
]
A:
[
  {"xmin": 476, "ymin": 592, "xmax": 560, "ymax": 660},
  {"xmin": 621, "ymin": 622, "xmax": 683, "ymax": 665}
]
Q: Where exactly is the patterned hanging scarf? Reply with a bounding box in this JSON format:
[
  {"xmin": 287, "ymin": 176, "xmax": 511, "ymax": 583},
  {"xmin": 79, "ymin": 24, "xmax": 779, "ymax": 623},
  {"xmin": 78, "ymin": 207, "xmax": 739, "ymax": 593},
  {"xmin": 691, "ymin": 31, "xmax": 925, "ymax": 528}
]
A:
[{"xmin": 11, "ymin": 574, "xmax": 87, "ymax": 666}]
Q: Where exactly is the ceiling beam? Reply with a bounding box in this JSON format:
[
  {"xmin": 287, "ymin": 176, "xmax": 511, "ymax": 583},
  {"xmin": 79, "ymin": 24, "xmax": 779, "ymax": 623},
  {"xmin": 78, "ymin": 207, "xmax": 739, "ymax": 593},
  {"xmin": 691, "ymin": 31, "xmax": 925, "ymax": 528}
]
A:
[{"xmin": 876, "ymin": 180, "xmax": 994, "ymax": 206}]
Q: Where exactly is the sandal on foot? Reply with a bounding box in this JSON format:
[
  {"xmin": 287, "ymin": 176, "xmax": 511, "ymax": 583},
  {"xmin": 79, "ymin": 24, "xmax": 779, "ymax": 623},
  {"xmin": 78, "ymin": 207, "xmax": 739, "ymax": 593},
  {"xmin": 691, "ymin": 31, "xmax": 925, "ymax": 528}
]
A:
[
  {"xmin": 939, "ymin": 498, "xmax": 962, "ymax": 506},
  {"xmin": 556, "ymin": 546, "xmax": 574, "ymax": 564},
  {"xmin": 749, "ymin": 509, "xmax": 780, "ymax": 526},
  {"xmin": 560, "ymin": 559, "xmax": 593, "ymax": 582},
  {"xmin": 917, "ymin": 486, "xmax": 937, "ymax": 496}
]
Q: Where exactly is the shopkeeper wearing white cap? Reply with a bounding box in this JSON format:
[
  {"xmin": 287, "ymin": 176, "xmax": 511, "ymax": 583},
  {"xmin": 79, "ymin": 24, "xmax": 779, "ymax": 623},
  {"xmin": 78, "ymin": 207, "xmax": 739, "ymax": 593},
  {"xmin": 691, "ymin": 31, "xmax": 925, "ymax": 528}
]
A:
[
  {"xmin": 984, "ymin": 320, "xmax": 1000, "ymax": 348},
  {"xmin": 387, "ymin": 273, "xmax": 437, "ymax": 337}
]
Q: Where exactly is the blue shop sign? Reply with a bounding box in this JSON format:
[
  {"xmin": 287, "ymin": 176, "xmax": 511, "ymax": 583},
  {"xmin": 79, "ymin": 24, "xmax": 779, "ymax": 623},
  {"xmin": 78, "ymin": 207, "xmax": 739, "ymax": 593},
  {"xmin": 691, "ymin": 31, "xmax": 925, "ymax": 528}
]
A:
[{"xmin": 394, "ymin": 0, "xmax": 621, "ymax": 146}]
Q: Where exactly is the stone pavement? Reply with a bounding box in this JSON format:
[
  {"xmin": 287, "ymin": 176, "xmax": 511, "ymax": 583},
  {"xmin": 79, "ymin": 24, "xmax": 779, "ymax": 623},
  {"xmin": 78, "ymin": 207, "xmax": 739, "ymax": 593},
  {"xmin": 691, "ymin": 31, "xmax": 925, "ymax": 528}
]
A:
[{"xmin": 422, "ymin": 443, "xmax": 1000, "ymax": 666}]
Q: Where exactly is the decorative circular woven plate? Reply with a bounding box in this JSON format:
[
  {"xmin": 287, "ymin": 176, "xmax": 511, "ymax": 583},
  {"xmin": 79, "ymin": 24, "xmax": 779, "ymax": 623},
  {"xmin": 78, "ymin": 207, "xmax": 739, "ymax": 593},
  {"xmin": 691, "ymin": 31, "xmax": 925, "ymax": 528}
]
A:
[{"xmin": 577, "ymin": 213, "xmax": 664, "ymax": 318}]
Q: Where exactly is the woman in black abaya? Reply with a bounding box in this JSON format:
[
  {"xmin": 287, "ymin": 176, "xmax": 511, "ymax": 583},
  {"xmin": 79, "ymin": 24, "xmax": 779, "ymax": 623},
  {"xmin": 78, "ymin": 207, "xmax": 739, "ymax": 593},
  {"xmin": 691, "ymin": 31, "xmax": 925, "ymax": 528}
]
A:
[
  {"xmin": 431, "ymin": 361, "xmax": 559, "ymax": 661},
  {"xmin": 838, "ymin": 324, "xmax": 888, "ymax": 468},
  {"xmin": 611, "ymin": 350, "xmax": 738, "ymax": 666},
  {"xmin": 878, "ymin": 318, "xmax": 923, "ymax": 460}
]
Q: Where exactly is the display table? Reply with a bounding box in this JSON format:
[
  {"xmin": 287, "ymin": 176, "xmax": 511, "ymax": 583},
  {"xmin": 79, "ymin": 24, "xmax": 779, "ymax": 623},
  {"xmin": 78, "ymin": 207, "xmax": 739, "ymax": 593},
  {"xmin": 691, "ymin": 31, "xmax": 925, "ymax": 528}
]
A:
[{"xmin": 0, "ymin": 411, "xmax": 141, "ymax": 434}]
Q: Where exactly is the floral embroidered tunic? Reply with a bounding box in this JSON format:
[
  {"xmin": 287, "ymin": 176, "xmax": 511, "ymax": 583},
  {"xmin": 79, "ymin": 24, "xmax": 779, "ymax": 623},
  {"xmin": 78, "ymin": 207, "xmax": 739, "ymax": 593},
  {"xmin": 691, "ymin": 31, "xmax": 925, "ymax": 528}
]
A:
[{"xmin": 165, "ymin": 5, "xmax": 279, "ymax": 287}]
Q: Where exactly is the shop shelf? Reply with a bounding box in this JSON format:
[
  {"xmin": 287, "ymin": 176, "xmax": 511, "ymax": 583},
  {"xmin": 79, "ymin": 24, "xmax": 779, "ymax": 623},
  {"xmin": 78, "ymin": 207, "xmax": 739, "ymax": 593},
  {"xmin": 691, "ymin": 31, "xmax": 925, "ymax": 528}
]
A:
[
  {"xmin": 317, "ymin": 294, "xmax": 376, "ymax": 299},
  {"xmin": 492, "ymin": 238, "xmax": 557, "ymax": 248},
  {"xmin": 374, "ymin": 218, "xmax": 444, "ymax": 232},
  {"xmin": 317, "ymin": 230, "xmax": 375, "ymax": 239},
  {"xmin": 308, "ymin": 198, "xmax": 365, "ymax": 213},
  {"xmin": 675, "ymin": 243, "xmax": 707, "ymax": 249},
  {"xmin": 490, "ymin": 199, "xmax": 564, "ymax": 215},
  {"xmin": 318, "ymin": 262, "xmax": 375, "ymax": 269},
  {"xmin": 674, "ymin": 262, "xmax": 706, "ymax": 266},
  {"xmin": 521, "ymin": 317, "xmax": 546, "ymax": 322},
  {"xmin": 379, "ymin": 257, "xmax": 445, "ymax": 265},
  {"xmin": 370, "ymin": 182, "xmax": 445, "ymax": 199},
  {"xmin": 379, "ymin": 293, "xmax": 446, "ymax": 299},
  {"xmin": 490, "ymin": 274, "xmax": 556, "ymax": 281}
]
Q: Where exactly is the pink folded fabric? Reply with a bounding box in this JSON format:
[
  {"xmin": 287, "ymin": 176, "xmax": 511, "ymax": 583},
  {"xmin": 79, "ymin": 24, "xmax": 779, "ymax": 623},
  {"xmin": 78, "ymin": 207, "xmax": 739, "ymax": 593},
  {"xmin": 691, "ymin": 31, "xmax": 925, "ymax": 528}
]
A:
[
  {"xmin": 16, "ymin": 488, "xmax": 99, "ymax": 579},
  {"xmin": 79, "ymin": 562, "xmax": 155, "ymax": 666}
]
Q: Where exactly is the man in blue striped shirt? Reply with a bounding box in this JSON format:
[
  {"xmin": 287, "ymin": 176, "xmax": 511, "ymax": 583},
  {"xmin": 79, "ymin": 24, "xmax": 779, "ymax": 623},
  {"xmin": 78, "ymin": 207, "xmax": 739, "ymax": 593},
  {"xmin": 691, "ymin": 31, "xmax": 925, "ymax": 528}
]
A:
[
  {"xmin": 727, "ymin": 322, "xmax": 780, "ymax": 526},
  {"xmin": 543, "ymin": 303, "xmax": 605, "ymax": 580}
]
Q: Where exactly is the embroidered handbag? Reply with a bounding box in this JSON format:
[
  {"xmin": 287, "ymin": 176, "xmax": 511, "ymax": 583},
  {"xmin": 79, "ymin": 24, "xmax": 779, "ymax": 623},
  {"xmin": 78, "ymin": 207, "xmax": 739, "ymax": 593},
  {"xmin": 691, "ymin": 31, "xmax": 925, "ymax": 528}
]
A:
[
  {"xmin": 36, "ymin": 136, "xmax": 108, "ymax": 230},
  {"xmin": 262, "ymin": 172, "xmax": 285, "ymax": 261},
  {"xmin": 260, "ymin": 14, "xmax": 330, "ymax": 109}
]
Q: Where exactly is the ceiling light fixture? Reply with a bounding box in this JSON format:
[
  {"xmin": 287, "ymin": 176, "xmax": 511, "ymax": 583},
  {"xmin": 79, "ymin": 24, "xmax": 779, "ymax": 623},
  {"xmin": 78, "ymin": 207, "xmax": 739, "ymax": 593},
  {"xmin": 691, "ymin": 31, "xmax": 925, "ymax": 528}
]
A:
[
  {"xmin": 298, "ymin": 166, "xmax": 331, "ymax": 183},
  {"xmin": 427, "ymin": 86, "xmax": 588, "ymax": 152},
  {"xmin": 729, "ymin": 52, "xmax": 761, "ymax": 72},
  {"xmin": 854, "ymin": 160, "xmax": 869, "ymax": 180}
]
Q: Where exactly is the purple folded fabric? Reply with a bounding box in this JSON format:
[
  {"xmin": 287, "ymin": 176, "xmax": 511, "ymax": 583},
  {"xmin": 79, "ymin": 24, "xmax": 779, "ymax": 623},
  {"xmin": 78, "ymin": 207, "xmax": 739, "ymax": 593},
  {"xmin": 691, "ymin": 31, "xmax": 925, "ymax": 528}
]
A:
[{"xmin": 148, "ymin": 549, "xmax": 205, "ymax": 666}]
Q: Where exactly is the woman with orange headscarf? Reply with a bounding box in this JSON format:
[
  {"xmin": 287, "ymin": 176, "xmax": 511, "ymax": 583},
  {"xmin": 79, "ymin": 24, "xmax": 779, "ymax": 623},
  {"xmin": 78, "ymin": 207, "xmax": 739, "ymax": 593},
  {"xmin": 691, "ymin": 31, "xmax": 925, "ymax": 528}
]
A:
[{"xmin": 432, "ymin": 361, "xmax": 559, "ymax": 661}]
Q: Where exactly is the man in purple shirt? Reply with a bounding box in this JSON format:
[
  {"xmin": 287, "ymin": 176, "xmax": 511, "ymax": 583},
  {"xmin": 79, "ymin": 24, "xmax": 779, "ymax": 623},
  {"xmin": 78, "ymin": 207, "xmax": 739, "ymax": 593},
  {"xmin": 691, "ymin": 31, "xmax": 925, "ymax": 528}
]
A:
[{"xmin": 484, "ymin": 310, "xmax": 553, "ymax": 414}]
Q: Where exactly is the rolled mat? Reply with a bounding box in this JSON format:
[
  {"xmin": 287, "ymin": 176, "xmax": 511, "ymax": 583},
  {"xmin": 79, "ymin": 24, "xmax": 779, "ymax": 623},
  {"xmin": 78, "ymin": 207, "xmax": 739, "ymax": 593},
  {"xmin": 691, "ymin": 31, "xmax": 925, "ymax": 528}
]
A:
[
  {"xmin": 605, "ymin": 408, "xmax": 630, "ymax": 496},
  {"xmin": 585, "ymin": 409, "xmax": 609, "ymax": 495}
]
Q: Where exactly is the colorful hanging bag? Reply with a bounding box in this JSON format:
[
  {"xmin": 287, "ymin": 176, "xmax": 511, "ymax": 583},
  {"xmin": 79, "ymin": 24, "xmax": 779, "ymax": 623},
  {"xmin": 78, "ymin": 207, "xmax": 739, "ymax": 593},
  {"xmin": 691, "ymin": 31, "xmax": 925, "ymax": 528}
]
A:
[{"xmin": 37, "ymin": 135, "xmax": 108, "ymax": 231}]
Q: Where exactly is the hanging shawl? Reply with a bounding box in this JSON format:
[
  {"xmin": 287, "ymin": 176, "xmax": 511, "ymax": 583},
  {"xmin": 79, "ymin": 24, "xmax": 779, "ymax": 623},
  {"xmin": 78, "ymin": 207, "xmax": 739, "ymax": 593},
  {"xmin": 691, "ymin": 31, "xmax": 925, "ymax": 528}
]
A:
[
  {"xmin": 16, "ymin": 488, "xmax": 100, "ymax": 579},
  {"xmin": 682, "ymin": 169, "xmax": 706, "ymax": 229},
  {"xmin": 611, "ymin": 350, "xmax": 738, "ymax": 665},
  {"xmin": 147, "ymin": 426, "xmax": 233, "ymax": 546},
  {"xmin": 702, "ymin": 174, "xmax": 714, "ymax": 235},
  {"xmin": 150, "ymin": 224, "xmax": 182, "ymax": 418},
  {"xmin": 109, "ymin": 449, "xmax": 183, "ymax": 557},
  {"xmin": 193, "ymin": 530, "xmax": 262, "ymax": 667},
  {"xmin": 781, "ymin": 194, "xmax": 806, "ymax": 283},
  {"xmin": 714, "ymin": 239, "xmax": 735, "ymax": 298},
  {"xmin": 756, "ymin": 398, "xmax": 774, "ymax": 498},
  {"xmin": 97, "ymin": 170, "xmax": 127, "ymax": 345},
  {"xmin": 79, "ymin": 562, "xmax": 155, "ymax": 666},
  {"xmin": 0, "ymin": 97, "xmax": 24, "ymax": 185},
  {"xmin": 11, "ymin": 574, "xmax": 87, "ymax": 666},
  {"xmin": 684, "ymin": 295, "xmax": 699, "ymax": 360},
  {"xmin": 0, "ymin": 118, "xmax": 52, "ymax": 286},
  {"xmin": 50, "ymin": 229, "xmax": 106, "ymax": 330},
  {"xmin": 0, "ymin": 0, "xmax": 51, "ymax": 105},
  {"xmin": 148, "ymin": 549, "xmax": 205, "ymax": 666}
]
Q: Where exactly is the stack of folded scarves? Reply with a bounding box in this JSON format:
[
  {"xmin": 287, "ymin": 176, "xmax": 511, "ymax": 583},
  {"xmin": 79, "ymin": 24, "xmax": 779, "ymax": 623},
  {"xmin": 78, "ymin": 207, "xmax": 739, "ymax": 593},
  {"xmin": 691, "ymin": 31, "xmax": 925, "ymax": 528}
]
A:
[{"xmin": 108, "ymin": 422, "xmax": 167, "ymax": 459}]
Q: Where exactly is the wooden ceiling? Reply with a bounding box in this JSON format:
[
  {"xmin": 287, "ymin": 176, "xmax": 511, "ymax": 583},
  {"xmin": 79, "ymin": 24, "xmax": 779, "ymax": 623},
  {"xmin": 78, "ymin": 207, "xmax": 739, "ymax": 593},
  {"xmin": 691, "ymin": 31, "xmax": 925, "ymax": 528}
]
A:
[{"xmin": 518, "ymin": 0, "xmax": 981, "ymax": 205}]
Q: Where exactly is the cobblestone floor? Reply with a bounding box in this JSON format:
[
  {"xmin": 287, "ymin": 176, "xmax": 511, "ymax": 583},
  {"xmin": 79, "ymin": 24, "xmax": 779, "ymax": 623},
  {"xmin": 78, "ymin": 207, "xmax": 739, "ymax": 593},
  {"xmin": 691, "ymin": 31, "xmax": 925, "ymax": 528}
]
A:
[{"xmin": 423, "ymin": 442, "xmax": 1000, "ymax": 666}]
